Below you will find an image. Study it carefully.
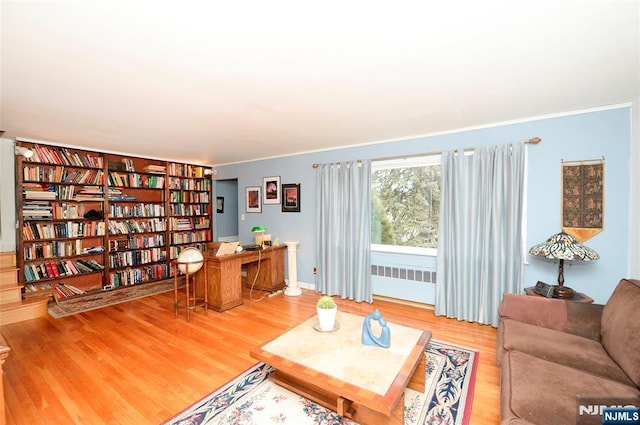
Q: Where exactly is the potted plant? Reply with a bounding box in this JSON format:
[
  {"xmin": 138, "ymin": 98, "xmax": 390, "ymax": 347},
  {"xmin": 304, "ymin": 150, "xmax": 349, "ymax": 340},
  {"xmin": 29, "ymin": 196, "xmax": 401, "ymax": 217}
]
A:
[{"xmin": 316, "ymin": 295, "xmax": 337, "ymax": 331}]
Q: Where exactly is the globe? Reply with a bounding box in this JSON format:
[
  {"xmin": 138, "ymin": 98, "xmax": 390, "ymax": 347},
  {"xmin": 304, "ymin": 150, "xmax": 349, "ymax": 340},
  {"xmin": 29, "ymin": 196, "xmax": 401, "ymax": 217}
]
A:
[{"xmin": 176, "ymin": 247, "xmax": 204, "ymax": 274}]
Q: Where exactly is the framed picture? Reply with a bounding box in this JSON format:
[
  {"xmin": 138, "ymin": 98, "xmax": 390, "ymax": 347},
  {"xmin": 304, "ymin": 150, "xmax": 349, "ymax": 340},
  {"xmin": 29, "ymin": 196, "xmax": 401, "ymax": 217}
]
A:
[
  {"xmin": 263, "ymin": 176, "xmax": 280, "ymax": 204},
  {"xmin": 281, "ymin": 183, "xmax": 301, "ymax": 212},
  {"xmin": 216, "ymin": 197, "xmax": 224, "ymax": 213},
  {"xmin": 245, "ymin": 186, "xmax": 261, "ymax": 213}
]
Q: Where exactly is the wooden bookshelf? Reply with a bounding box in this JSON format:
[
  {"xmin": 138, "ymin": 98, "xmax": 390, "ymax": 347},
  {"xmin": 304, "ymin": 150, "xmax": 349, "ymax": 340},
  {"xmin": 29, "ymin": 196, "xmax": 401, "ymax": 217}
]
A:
[
  {"xmin": 15, "ymin": 141, "xmax": 213, "ymax": 302},
  {"xmin": 167, "ymin": 162, "xmax": 212, "ymax": 260},
  {"xmin": 16, "ymin": 143, "xmax": 107, "ymax": 299}
]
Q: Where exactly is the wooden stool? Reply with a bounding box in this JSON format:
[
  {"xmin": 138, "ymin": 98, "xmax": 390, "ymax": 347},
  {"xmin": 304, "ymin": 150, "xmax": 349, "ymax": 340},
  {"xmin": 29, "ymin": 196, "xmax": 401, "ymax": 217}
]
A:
[{"xmin": 173, "ymin": 258, "xmax": 208, "ymax": 322}]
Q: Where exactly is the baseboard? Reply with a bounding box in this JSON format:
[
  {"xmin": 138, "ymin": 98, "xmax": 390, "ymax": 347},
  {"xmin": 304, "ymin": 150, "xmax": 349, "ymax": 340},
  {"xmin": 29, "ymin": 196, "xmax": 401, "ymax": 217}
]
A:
[
  {"xmin": 373, "ymin": 294, "xmax": 435, "ymax": 310},
  {"xmin": 284, "ymin": 280, "xmax": 315, "ymax": 291}
]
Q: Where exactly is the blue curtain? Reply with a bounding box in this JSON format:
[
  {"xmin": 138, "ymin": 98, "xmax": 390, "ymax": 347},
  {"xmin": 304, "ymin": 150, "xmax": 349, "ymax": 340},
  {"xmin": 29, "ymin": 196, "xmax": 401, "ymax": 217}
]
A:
[
  {"xmin": 435, "ymin": 143, "xmax": 526, "ymax": 327},
  {"xmin": 315, "ymin": 160, "xmax": 372, "ymax": 302}
]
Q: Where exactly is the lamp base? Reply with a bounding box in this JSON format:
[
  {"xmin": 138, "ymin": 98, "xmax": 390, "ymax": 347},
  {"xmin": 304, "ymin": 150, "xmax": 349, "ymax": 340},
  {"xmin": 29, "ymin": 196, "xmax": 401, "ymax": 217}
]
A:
[{"xmin": 554, "ymin": 285, "xmax": 575, "ymax": 299}]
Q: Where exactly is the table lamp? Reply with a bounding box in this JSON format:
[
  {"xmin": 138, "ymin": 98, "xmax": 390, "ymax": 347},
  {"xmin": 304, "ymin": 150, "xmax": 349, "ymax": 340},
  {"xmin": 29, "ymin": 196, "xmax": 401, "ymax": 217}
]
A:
[
  {"xmin": 252, "ymin": 226, "xmax": 267, "ymax": 248},
  {"xmin": 529, "ymin": 231, "xmax": 599, "ymax": 298}
]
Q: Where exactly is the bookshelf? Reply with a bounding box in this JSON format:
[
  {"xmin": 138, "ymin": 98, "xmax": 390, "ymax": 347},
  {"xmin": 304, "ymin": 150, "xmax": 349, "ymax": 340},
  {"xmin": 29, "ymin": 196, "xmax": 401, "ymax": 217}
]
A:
[
  {"xmin": 16, "ymin": 144, "xmax": 107, "ymax": 300},
  {"xmin": 15, "ymin": 141, "xmax": 213, "ymax": 303},
  {"xmin": 106, "ymin": 154, "xmax": 170, "ymax": 288},
  {"xmin": 167, "ymin": 163, "xmax": 212, "ymax": 260}
]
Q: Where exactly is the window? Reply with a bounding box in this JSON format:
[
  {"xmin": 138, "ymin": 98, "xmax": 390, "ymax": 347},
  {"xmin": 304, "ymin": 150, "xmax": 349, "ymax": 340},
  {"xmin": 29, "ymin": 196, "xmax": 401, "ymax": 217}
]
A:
[{"xmin": 371, "ymin": 154, "xmax": 441, "ymax": 251}]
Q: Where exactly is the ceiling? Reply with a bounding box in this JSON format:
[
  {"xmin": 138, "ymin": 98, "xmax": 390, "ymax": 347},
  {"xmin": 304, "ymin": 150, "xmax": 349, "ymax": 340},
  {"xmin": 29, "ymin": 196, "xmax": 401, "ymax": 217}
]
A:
[{"xmin": 1, "ymin": 1, "xmax": 638, "ymax": 165}]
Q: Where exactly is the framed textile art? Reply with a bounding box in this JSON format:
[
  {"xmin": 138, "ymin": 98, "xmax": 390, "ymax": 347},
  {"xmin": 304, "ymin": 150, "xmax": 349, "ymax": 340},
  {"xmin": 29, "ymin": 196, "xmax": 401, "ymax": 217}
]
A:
[{"xmin": 561, "ymin": 158, "xmax": 604, "ymax": 242}]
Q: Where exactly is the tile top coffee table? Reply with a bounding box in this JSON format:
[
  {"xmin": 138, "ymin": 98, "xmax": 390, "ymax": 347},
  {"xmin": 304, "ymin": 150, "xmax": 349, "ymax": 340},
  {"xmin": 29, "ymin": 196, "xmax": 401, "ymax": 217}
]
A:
[{"xmin": 250, "ymin": 312, "xmax": 431, "ymax": 424}]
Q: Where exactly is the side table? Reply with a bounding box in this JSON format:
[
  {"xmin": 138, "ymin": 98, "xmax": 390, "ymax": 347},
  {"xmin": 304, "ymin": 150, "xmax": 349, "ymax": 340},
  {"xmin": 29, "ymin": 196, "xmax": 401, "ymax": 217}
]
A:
[{"xmin": 524, "ymin": 286, "xmax": 593, "ymax": 304}]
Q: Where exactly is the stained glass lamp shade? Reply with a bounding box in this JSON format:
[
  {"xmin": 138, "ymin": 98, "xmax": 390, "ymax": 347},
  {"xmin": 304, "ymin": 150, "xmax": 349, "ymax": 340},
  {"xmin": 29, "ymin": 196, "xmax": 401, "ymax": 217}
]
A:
[
  {"xmin": 529, "ymin": 232, "xmax": 599, "ymax": 298},
  {"xmin": 176, "ymin": 247, "xmax": 204, "ymax": 275}
]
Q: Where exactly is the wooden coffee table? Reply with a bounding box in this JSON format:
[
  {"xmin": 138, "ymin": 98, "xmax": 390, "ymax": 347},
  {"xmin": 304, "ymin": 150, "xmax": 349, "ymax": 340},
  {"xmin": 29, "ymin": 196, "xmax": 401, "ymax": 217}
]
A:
[{"xmin": 250, "ymin": 312, "xmax": 431, "ymax": 424}]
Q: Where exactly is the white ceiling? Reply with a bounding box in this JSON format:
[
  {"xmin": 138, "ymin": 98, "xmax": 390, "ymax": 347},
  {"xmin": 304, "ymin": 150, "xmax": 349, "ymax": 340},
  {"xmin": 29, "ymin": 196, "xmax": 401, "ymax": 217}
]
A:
[{"xmin": 1, "ymin": 1, "xmax": 638, "ymax": 165}]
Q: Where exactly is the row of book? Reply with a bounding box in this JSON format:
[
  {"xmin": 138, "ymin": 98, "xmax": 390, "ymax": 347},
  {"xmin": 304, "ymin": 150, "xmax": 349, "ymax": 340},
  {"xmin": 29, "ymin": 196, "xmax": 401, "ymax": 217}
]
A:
[
  {"xmin": 107, "ymin": 188, "xmax": 137, "ymax": 202},
  {"xmin": 169, "ymin": 190, "xmax": 210, "ymax": 203},
  {"xmin": 108, "ymin": 234, "xmax": 165, "ymax": 251},
  {"xmin": 167, "ymin": 163, "xmax": 208, "ymax": 178},
  {"xmin": 23, "ymin": 221, "xmax": 106, "ymax": 240},
  {"xmin": 108, "ymin": 219, "xmax": 166, "ymax": 235},
  {"xmin": 23, "ymin": 166, "xmax": 104, "ymax": 185},
  {"xmin": 169, "ymin": 243, "xmax": 207, "ymax": 260},
  {"xmin": 108, "ymin": 264, "xmax": 169, "ymax": 287},
  {"xmin": 108, "ymin": 172, "xmax": 165, "ymax": 189},
  {"xmin": 168, "ymin": 177, "xmax": 211, "ymax": 191},
  {"xmin": 169, "ymin": 204, "xmax": 210, "ymax": 217},
  {"xmin": 23, "ymin": 201, "xmax": 102, "ymax": 220},
  {"xmin": 171, "ymin": 218, "xmax": 194, "ymax": 231},
  {"xmin": 23, "ymin": 239, "xmax": 83, "ymax": 260},
  {"xmin": 108, "ymin": 203, "xmax": 165, "ymax": 218},
  {"xmin": 23, "ymin": 184, "xmax": 104, "ymax": 201},
  {"xmin": 171, "ymin": 230, "xmax": 211, "ymax": 245},
  {"xmin": 53, "ymin": 282, "xmax": 87, "ymax": 301},
  {"xmin": 24, "ymin": 145, "xmax": 104, "ymax": 168},
  {"xmin": 143, "ymin": 164, "xmax": 166, "ymax": 174},
  {"xmin": 23, "ymin": 258, "xmax": 104, "ymax": 282},
  {"xmin": 108, "ymin": 248, "xmax": 166, "ymax": 268},
  {"xmin": 23, "ymin": 202, "xmax": 53, "ymax": 220}
]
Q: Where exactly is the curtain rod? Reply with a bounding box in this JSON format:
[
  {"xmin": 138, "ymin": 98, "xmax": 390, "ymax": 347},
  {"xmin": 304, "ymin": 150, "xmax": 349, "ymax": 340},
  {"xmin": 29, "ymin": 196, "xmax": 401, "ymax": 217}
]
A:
[
  {"xmin": 312, "ymin": 159, "xmax": 362, "ymax": 169},
  {"xmin": 311, "ymin": 136, "xmax": 541, "ymax": 168}
]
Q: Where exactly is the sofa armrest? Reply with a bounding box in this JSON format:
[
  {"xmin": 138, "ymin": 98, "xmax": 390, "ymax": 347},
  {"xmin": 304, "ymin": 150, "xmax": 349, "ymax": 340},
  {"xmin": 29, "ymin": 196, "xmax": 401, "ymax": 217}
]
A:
[{"xmin": 498, "ymin": 293, "xmax": 603, "ymax": 341}]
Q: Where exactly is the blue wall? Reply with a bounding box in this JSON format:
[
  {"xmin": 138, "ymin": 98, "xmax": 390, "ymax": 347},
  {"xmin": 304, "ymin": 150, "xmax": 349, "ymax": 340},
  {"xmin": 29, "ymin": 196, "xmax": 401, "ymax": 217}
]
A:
[
  {"xmin": 212, "ymin": 107, "xmax": 631, "ymax": 304},
  {"xmin": 214, "ymin": 179, "xmax": 239, "ymax": 240}
]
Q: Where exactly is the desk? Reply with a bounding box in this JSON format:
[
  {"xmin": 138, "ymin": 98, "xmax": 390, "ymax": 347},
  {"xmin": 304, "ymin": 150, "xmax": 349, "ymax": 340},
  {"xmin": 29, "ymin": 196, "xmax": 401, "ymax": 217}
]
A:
[{"xmin": 198, "ymin": 245, "xmax": 286, "ymax": 311}]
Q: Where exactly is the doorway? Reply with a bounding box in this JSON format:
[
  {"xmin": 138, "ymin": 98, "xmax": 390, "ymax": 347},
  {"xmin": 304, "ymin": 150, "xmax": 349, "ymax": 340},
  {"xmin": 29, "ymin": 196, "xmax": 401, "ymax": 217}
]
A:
[{"xmin": 214, "ymin": 179, "xmax": 239, "ymax": 242}]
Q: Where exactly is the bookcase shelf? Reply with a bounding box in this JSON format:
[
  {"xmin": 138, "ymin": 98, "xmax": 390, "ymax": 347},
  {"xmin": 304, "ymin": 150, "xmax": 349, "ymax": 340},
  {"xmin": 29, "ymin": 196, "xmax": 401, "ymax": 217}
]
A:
[
  {"xmin": 167, "ymin": 163, "xmax": 212, "ymax": 260},
  {"xmin": 16, "ymin": 141, "xmax": 213, "ymax": 301}
]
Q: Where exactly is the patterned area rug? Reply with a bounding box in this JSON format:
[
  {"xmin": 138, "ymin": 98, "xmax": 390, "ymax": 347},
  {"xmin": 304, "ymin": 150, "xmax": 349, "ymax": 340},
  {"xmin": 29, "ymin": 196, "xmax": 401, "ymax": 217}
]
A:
[
  {"xmin": 164, "ymin": 340, "xmax": 478, "ymax": 425},
  {"xmin": 48, "ymin": 280, "xmax": 174, "ymax": 318}
]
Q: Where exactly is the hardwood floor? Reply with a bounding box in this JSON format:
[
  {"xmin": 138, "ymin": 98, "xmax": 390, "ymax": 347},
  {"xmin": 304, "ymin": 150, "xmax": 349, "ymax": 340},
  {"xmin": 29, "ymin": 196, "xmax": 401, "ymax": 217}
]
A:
[{"xmin": 1, "ymin": 288, "xmax": 500, "ymax": 424}]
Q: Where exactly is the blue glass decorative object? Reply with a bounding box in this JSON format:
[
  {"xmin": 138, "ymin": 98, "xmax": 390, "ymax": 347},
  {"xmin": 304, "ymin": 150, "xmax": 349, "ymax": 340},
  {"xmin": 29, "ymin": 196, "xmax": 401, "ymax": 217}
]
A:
[{"xmin": 361, "ymin": 309, "xmax": 391, "ymax": 348}]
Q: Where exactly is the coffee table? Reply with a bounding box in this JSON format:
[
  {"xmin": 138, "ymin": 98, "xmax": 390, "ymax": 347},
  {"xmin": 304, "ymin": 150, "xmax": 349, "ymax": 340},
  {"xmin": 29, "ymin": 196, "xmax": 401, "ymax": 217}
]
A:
[{"xmin": 250, "ymin": 312, "xmax": 431, "ymax": 424}]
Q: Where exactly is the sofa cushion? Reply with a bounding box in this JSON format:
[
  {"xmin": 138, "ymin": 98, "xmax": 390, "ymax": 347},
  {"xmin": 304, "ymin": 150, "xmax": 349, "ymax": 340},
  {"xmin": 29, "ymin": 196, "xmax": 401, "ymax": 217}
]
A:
[
  {"xmin": 499, "ymin": 318, "xmax": 634, "ymax": 386},
  {"xmin": 601, "ymin": 278, "xmax": 640, "ymax": 387},
  {"xmin": 501, "ymin": 351, "xmax": 640, "ymax": 425},
  {"xmin": 498, "ymin": 293, "xmax": 603, "ymax": 341}
]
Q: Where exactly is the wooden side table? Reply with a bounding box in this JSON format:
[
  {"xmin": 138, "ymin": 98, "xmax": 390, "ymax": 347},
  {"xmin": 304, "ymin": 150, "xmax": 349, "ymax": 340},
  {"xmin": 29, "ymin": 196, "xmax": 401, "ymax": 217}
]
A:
[{"xmin": 524, "ymin": 286, "xmax": 594, "ymax": 303}]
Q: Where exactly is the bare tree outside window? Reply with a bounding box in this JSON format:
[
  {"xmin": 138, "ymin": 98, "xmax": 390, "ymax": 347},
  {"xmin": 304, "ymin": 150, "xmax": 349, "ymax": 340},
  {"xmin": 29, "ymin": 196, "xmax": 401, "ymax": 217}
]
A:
[{"xmin": 371, "ymin": 155, "xmax": 441, "ymax": 249}]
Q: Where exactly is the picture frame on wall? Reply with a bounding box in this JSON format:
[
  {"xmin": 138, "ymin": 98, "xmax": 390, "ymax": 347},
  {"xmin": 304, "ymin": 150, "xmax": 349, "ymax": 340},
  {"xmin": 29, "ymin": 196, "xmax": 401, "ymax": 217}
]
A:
[
  {"xmin": 281, "ymin": 183, "xmax": 301, "ymax": 212},
  {"xmin": 246, "ymin": 186, "xmax": 261, "ymax": 213},
  {"xmin": 263, "ymin": 176, "xmax": 281, "ymax": 204},
  {"xmin": 216, "ymin": 196, "xmax": 224, "ymax": 213}
]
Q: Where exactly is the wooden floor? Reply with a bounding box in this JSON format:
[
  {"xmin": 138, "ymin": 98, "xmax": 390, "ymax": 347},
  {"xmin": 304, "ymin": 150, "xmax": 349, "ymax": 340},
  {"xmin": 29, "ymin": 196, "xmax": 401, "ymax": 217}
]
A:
[{"xmin": 1, "ymin": 288, "xmax": 500, "ymax": 424}]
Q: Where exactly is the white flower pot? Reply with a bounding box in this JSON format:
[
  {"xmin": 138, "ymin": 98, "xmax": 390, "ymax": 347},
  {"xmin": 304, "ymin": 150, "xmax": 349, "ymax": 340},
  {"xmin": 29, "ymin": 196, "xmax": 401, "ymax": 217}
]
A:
[{"xmin": 317, "ymin": 306, "xmax": 337, "ymax": 331}]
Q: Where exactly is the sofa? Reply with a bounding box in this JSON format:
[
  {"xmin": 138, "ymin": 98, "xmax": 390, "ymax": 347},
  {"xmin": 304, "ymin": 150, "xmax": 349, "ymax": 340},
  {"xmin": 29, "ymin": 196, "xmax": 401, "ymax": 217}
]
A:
[{"xmin": 497, "ymin": 278, "xmax": 640, "ymax": 425}]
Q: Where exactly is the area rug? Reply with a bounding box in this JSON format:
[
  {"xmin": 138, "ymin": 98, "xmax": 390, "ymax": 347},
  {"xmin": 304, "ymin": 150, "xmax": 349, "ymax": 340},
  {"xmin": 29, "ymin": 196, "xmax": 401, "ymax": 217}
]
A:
[
  {"xmin": 164, "ymin": 340, "xmax": 478, "ymax": 425},
  {"xmin": 48, "ymin": 279, "xmax": 174, "ymax": 318}
]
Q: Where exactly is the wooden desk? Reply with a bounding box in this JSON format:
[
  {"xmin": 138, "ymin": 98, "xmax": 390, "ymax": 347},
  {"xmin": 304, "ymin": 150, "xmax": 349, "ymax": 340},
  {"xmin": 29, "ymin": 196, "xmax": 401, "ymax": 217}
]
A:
[{"xmin": 198, "ymin": 245, "xmax": 286, "ymax": 312}]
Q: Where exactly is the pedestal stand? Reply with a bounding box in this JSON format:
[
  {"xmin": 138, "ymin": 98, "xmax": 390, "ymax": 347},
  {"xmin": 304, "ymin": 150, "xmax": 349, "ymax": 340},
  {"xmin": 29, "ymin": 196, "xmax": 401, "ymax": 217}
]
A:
[{"xmin": 284, "ymin": 241, "xmax": 302, "ymax": 296}]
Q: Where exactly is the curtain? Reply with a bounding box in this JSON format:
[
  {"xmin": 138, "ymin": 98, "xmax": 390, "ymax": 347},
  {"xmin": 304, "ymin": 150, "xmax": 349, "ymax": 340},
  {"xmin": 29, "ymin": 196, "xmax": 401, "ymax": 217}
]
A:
[
  {"xmin": 435, "ymin": 143, "xmax": 526, "ymax": 327},
  {"xmin": 316, "ymin": 160, "xmax": 372, "ymax": 302}
]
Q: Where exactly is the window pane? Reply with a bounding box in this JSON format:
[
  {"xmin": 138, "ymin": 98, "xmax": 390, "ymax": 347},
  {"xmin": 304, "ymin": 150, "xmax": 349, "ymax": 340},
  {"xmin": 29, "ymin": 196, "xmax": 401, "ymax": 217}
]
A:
[{"xmin": 371, "ymin": 157, "xmax": 441, "ymax": 249}]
